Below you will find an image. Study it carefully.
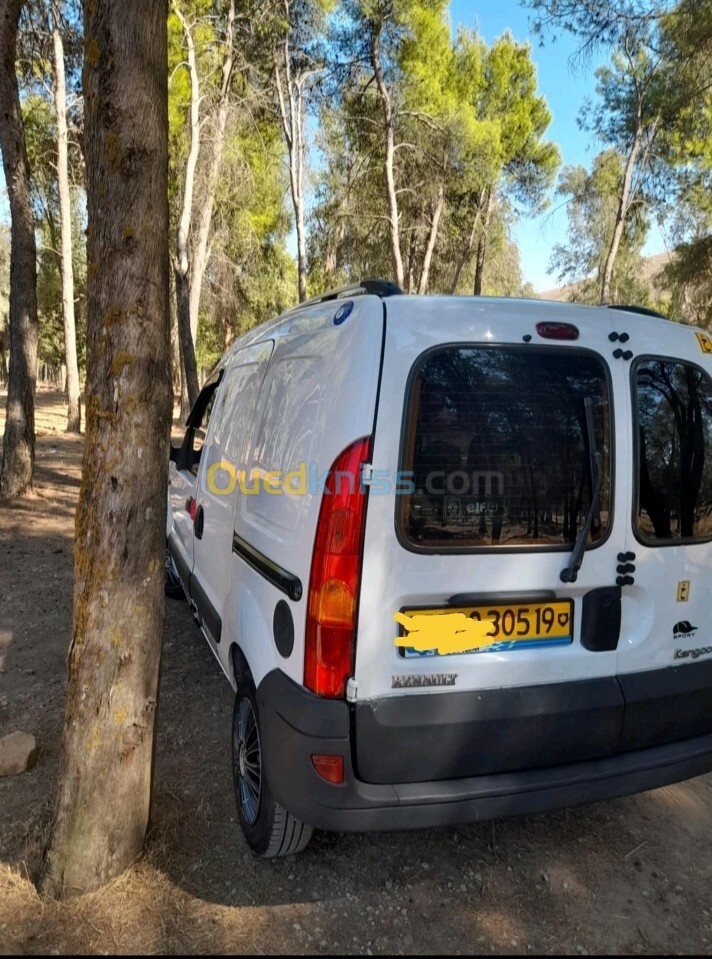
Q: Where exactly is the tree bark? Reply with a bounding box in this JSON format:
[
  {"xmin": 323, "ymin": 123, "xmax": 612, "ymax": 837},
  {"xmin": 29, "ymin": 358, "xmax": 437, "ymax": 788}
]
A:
[
  {"xmin": 370, "ymin": 24, "xmax": 404, "ymax": 290},
  {"xmin": 406, "ymin": 228, "xmax": 417, "ymax": 294},
  {"xmin": 293, "ymin": 78, "xmax": 307, "ymax": 303},
  {"xmin": 600, "ymin": 117, "xmax": 643, "ymax": 305},
  {"xmin": 449, "ymin": 187, "xmax": 486, "ymax": 295},
  {"xmin": 473, "ymin": 186, "xmax": 494, "ymax": 297},
  {"xmin": 0, "ymin": 327, "xmax": 8, "ymax": 385},
  {"xmin": 0, "ymin": 0, "xmax": 39, "ymax": 500},
  {"xmin": 188, "ymin": 0, "xmax": 235, "ymax": 345},
  {"xmin": 274, "ymin": 3, "xmax": 308, "ymax": 303},
  {"xmin": 417, "ymin": 183, "xmax": 445, "ymax": 295},
  {"xmin": 324, "ymin": 214, "xmax": 344, "ymax": 283},
  {"xmin": 51, "ymin": 0, "xmax": 81, "ymax": 433},
  {"xmin": 40, "ymin": 0, "xmax": 172, "ymax": 898},
  {"xmin": 172, "ymin": 1, "xmax": 200, "ymax": 410}
]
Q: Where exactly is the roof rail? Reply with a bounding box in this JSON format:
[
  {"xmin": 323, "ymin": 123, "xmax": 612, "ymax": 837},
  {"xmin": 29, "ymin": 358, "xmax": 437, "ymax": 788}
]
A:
[
  {"xmin": 298, "ymin": 279, "xmax": 403, "ymax": 309},
  {"xmin": 607, "ymin": 304, "xmax": 668, "ymax": 320}
]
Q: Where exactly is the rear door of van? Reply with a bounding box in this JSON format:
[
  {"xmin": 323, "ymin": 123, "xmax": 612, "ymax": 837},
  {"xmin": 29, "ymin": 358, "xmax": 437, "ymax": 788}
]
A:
[
  {"xmin": 615, "ymin": 317, "xmax": 712, "ymax": 751},
  {"xmin": 354, "ymin": 297, "xmax": 632, "ymax": 785}
]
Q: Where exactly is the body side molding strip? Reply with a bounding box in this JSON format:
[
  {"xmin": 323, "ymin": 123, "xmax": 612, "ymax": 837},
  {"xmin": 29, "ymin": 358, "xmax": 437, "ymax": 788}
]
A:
[{"xmin": 232, "ymin": 532, "xmax": 303, "ymax": 602}]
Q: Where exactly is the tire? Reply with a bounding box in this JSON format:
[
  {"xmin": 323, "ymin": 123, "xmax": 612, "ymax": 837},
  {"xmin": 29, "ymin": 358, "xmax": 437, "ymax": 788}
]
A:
[
  {"xmin": 164, "ymin": 547, "xmax": 185, "ymax": 600},
  {"xmin": 232, "ymin": 674, "xmax": 313, "ymax": 858}
]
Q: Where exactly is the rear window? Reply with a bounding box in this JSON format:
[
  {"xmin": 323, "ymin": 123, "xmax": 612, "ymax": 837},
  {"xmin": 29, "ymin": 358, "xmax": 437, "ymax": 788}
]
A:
[
  {"xmin": 398, "ymin": 346, "xmax": 612, "ymax": 550},
  {"xmin": 634, "ymin": 357, "xmax": 712, "ymax": 544}
]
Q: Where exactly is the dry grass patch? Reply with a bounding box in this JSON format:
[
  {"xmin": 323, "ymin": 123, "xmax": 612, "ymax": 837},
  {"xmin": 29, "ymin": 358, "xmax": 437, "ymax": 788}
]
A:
[{"xmin": 0, "ymin": 861, "xmax": 286, "ymax": 955}]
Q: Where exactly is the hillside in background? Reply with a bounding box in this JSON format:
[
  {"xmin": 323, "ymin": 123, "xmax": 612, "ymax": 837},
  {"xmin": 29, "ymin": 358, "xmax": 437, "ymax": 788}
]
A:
[{"xmin": 538, "ymin": 251, "xmax": 674, "ymax": 302}]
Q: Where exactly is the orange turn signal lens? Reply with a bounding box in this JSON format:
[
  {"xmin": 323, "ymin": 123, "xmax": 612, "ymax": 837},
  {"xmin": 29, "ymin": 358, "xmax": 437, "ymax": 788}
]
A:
[{"xmin": 311, "ymin": 578, "xmax": 355, "ymax": 627}]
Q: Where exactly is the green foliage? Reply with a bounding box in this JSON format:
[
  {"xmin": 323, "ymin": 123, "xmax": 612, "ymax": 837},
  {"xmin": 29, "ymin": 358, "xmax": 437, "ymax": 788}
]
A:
[
  {"xmin": 168, "ymin": 0, "xmax": 299, "ymax": 370},
  {"xmin": 654, "ymin": 0, "xmax": 712, "ymax": 323},
  {"xmin": 310, "ymin": 7, "xmax": 559, "ymax": 295},
  {"xmin": 23, "ymin": 93, "xmax": 58, "ymax": 220},
  {"xmin": 664, "ymin": 235, "xmax": 712, "ymax": 327},
  {"xmin": 8, "ymin": 0, "xmax": 712, "ymax": 396},
  {"xmin": 479, "ymin": 32, "xmax": 561, "ymax": 212},
  {"xmin": 524, "ymin": 1, "xmax": 671, "ymax": 57},
  {"xmin": 167, "ymin": 0, "xmax": 217, "ymax": 212},
  {"xmin": 528, "ymin": 0, "xmax": 712, "ymax": 319},
  {"xmin": 194, "ymin": 117, "xmax": 298, "ymax": 370},
  {"xmin": 550, "ymin": 149, "xmax": 654, "ymax": 304}
]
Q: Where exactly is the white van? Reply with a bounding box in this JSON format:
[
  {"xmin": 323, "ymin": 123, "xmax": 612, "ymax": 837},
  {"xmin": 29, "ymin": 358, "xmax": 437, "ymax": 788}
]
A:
[{"xmin": 166, "ymin": 282, "xmax": 712, "ymax": 857}]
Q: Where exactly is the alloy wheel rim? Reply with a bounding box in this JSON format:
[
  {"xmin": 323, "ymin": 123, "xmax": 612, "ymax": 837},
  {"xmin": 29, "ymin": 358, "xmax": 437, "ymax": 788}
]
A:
[
  {"xmin": 165, "ymin": 549, "xmax": 181, "ymax": 590},
  {"xmin": 234, "ymin": 697, "xmax": 261, "ymax": 825}
]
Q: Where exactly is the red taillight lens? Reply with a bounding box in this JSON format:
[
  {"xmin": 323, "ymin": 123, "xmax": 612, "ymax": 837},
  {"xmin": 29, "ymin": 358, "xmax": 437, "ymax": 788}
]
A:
[
  {"xmin": 311, "ymin": 754, "xmax": 345, "ymax": 784},
  {"xmin": 536, "ymin": 321, "xmax": 580, "ymax": 341},
  {"xmin": 305, "ymin": 437, "xmax": 371, "ymax": 698}
]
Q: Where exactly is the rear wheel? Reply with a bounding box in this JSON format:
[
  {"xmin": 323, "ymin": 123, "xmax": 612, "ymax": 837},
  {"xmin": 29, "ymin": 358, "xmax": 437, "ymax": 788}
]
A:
[
  {"xmin": 164, "ymin": 547, "xmax": 185, "ymax": 600},
  {"xmin": 232, "ymin": 676, "xmax": 313, "ymax": 858}
]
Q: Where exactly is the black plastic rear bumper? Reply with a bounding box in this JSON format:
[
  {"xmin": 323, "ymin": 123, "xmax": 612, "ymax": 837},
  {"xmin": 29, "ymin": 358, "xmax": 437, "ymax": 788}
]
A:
[{"xmin": 256, "ymin": 669, "xmax": 712, "ymax": 832}]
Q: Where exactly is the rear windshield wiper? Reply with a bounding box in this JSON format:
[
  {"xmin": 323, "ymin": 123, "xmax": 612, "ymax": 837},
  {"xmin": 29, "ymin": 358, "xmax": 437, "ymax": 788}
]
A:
[{"xmin": 560, "ymin": 396, "xmax": 602, "ymax": 584}]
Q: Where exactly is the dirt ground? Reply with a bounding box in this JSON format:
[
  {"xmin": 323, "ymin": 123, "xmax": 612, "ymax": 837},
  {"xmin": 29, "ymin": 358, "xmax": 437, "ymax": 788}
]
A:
[{"xmin": 1, "ymin": 388, "xmax": 711, "ymax": 955}]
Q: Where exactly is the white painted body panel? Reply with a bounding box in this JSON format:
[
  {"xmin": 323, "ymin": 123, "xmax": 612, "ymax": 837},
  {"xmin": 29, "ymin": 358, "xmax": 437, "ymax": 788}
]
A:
[{"xmin": 167, "ymin": 461, "xmax": 196, "ymax": 586}]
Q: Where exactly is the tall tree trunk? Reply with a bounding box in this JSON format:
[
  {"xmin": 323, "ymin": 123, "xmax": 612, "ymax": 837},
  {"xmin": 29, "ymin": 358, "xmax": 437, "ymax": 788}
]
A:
[
  {"xmin": 370, "ymin": 25, "xmax": 404, "ymax": 290},
  {"xmin": 0, "ymin": 0, "xmax": 39, "ymax": 500},
  {"xmin": 473, "ymin": 186, "xmax": 494, "ymax": 297},
  {"xmin": 169, "ymin": 281, "xmax": 181, "ymax": 398},
  {"xmin": 172, "ymin": 1, "xmax": 200, "ymax": 409},
  {"xmin": 417, "ymin": 183, "xmax": 445, "ymax": 295},
  {"xmin": 0, "ymin": 327, "xmax": 8, "ymax": 385},
  {"xmin": 274, "ymin": 5, "xmax": 308, "ymax": 304},
  {"xmin": 40, "ymin": 0, "xmax": 172, "ymax": 898},
  {"xmin": 406, "ymin": 229, "xmax": 417, "ymax": 294},
  {"xmin": 449, "ymin": 187, "xmax": 486, "ymax": 295},
  {"xmin": 188, "ymin": 0, "xmax": 235, "ymax": 344},
  {"xmin": 286, "ymin": 71, "xmax": 308, "ymax": 304},
  {"xmin": 324, "ymin": 213, "xmax": 344, "ymax": 283},
  {"xmin": 293, "ymin": 78, "xmax": 308, "ymax": 303},
  {"xmin": 51, "ymin": 0, "xmax": 81, "ymax": 433},
  {"xmin": 600, "ymin": 118, "xmax": 643, "ymax": 306}
]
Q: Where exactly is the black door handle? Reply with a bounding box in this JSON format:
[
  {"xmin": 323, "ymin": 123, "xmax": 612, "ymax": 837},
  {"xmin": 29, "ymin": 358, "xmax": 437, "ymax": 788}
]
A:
[{"xmin": 194, "ymin": 504, "xmax": 205, "ymax": 539}]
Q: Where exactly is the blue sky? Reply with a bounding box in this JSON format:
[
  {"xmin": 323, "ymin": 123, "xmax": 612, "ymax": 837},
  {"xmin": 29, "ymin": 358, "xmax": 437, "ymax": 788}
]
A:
[{"xmin": 451, "ymin": 0, "xmax": 666, "ymax": 290}]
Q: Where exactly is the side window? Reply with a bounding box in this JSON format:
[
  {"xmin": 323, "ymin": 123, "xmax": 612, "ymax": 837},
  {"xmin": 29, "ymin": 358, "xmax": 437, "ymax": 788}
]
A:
[
  {"xmin": 190, "ymin": 392, "xmax": 217, "ymax": 474},
  {"xmin": 198, "ymin": 357, "xmax": 272, "ymax": 494},
  {"xmin": 178, "ymin": 373, "xmax": 223, "ymax": 476},
  {"xmin": 635, "ymin": 357, "xmax": 712, "ymax": 544},
  {"xmin": 242, "ymin": 355, "xmax": 323, "ymax": 532}
]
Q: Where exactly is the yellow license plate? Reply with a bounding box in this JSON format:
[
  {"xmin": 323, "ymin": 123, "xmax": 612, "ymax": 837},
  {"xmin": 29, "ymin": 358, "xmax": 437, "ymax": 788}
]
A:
[{"xmin": 399, "ymin": 601, "xmax": 574, "ymax": 658}]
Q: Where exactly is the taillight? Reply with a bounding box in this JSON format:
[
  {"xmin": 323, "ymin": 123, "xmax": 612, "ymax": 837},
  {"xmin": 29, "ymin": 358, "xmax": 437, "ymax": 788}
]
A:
[
  {"xmin": 305, "ymin": 437, "xmax": 371, "ymax": 698},
  {"xmin": 536, "ymin": 321, "xmax": 580, "ymax": 340}
]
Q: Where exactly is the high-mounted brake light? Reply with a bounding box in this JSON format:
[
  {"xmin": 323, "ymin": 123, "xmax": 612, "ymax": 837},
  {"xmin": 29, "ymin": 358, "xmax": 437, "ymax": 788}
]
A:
[
  {"xmin": 305, "ymin": 437, "xmax": 371, "ymax": 699},
  {"xmin": 536, "ymin": 322, "xmax": 580, "ymax": 341}
]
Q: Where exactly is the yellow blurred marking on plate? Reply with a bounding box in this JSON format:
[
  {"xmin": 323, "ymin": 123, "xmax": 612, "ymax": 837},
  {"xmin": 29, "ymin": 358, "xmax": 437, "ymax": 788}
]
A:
[{"xmin": 393, "ymin": 611, "xmax": 496, "ymax": 656}]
